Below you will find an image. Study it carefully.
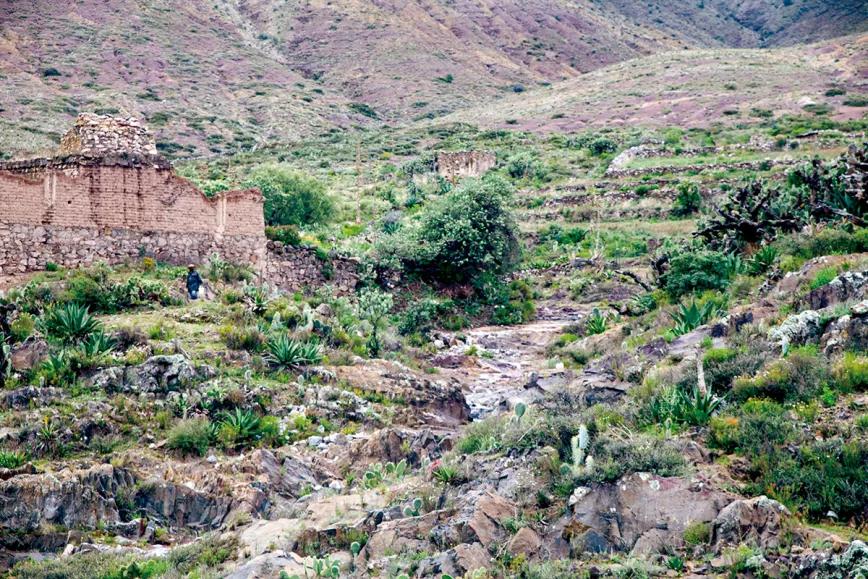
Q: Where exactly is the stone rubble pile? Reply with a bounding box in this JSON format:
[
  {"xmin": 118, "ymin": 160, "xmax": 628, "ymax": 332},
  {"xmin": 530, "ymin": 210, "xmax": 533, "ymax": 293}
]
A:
[{"xmin": 59, "ymin": 113, "xmax": 158, "ymax": 157}]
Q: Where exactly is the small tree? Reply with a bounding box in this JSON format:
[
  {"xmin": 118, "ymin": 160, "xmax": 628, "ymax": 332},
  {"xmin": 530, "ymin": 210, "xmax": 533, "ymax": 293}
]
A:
[
  {"xmin": 243, "ymin": 164, "xmax": 334, "ymax": 227},
  {"xmin": 357, "ymin": 288, "xmax": 394, "ymax": 357},
  {"xmin": 394, "ymin": 175, "xmax": 520, "ymax": 284}
]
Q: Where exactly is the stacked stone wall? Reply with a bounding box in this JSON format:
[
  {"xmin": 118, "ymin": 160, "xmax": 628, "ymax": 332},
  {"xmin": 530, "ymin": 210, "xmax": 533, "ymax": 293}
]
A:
[{"xmin": 266, "ymin": 242, "xmax": 359, "ymax": 295}]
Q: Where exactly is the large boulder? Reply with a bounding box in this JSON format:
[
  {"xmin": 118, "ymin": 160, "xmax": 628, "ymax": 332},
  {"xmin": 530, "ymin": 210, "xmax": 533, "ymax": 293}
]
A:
[
  {"xmin": 821, "ymin": 299, "xmax": 868, "ymax": 354},
  {"xmin": 711, "ymin": 496, "xmax": 792, "ymax": 550},
  {"xmin": 0, "ymin": 464, "xmax": 133, "ymax": 540},
  {"xmin": 567, "ymin": 473, "xmax": 733, "ymax": 555},
  {"xmin": 768, "ymin": 310, "xmax": 823, "ymax": 350},
  {"xmin": 89, "ymin": 355, "xmax": 215, "ymax": 394},
  {"xmin": 802, "ymin": 270, "xmax": 868, "ymax": 310}
]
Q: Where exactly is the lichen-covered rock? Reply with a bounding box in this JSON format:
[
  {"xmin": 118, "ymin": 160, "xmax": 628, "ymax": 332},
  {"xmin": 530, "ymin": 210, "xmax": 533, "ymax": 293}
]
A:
[
  {"xmin": 802, "ymin": 270, "xmax": 868, "ymax": 310},
  {"xmin": 821, "ymin": 299, "xmax": 868, "ymax": 354},
  {"xmin": 816, "ymin": 540, "xmax": 868, "ymax": 578},
  {"xmin": 567, "ymin": 473, "xmax": 732, "ymax": 554},
  {"xmin": 89, "ymin": 355, "xmax": 215, "ymax": 394},
  {"xmin": 711, "ymin": 496, "xmax": 792, "ymax": 550},
  {"xmin": 769, "ymin": 309, "xmax": 823, "ymax": 350}
]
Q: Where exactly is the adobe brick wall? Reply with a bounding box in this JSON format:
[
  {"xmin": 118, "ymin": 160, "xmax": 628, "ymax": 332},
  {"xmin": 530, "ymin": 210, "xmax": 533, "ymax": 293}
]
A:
[
  {"xmin": 0, "ymin": 154, "xmax": 267, "ymax": 275},
  {"xmin": 436, "ymin": 151, "xmax": 496, "ymax": 181},
  {"xmin": 0, "ymin": 114, "xmax": 360, "ymax": 295}
]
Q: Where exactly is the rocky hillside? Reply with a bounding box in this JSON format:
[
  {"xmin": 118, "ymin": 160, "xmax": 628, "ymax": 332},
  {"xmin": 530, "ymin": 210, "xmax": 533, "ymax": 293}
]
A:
[{"xmin": 1, "ymin": 0, "xmax": 866, "ymax": 157}]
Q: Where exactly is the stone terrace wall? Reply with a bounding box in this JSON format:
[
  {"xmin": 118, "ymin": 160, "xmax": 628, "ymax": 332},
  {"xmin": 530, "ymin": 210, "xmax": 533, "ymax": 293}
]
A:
[
  {"xmin": 0, "ymin": 155, "xmax": 265, "ymax": 275},
  {"xmin": 266, "ymin": 242, "xmax": 359, "ymax": 295},
  {"xmin": 436, "ymin": 151, "xmax": 496, "ymax": 181}
]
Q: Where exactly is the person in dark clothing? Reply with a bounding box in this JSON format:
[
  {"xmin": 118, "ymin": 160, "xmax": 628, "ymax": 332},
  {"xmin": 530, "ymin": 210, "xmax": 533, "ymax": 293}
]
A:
[{"xmin": 186, "ymin": 264, "xmax": 203, "ymax": 300}]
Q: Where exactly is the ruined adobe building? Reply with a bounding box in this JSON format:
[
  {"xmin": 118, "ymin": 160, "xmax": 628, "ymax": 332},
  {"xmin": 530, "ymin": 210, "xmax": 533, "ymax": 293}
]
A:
[
  {"xmin": 435, "ymin": 151, "xmax": 496, "ymax": 181},
  {"xmin": 0, "ymin": 114, "xmax": 357, "ymax": 293}
]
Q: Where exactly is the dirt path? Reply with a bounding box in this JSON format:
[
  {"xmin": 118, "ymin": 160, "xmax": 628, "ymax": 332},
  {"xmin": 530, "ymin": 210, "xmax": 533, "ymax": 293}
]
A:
[{"xmin": 443, "ymin": 319, "xmax": 574, "ymax": 418}]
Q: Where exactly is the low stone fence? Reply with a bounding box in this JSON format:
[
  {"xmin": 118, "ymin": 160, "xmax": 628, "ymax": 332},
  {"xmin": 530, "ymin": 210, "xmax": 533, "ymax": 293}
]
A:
[{"xmin": 265, "ymin": 242, "xmax": 359, "ymax": 295}]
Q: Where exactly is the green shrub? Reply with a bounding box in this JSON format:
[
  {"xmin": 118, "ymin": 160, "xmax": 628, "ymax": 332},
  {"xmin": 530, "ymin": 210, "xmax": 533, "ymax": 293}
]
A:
[
  {"xmin": 588, "ymin": 137, "xmax": 617, "ymax": 156},
  {"xmin": 708, "ymin": 399, "xmax": 793, "ymax": 455},
  {"xmin": 663, "ymin": 249, "xmax": 733, "ymax": 297},
  {"xmin": 702, "ymin": 346, "xmax": 769, "ymax": 394},
  {"xmin": 834, "ymin": 353, "xmax": 868, "ymax": 391},
  {"xmin": 809, "ymin": 266, "xmax": 838, "ymax": 290},
  {"xmin": 383, "ymin": 176, "xmax": 520, "ymax": 284},
  {"xmin": 671, "ymin": 183, "xmax": 702, "ymax": 217},
  {"xmin": 731, "ymin": 348, "xmax": 829, "ymax": 403},
  {"xmin": 775, "ymin": 227, "xmax": 868, "ymax": 260},
  {"xmin": 756, "ymin": 439, "xmax": 867, "ymax": 523},
  {"xmin": 167, "ymin": 418, "xmax": 213, "ymax": 457},
  {"xmin": 10, "ymin": 313, "xmax": 34, "ymax": 342},
  {"xmin": 243, "ymin": 164, "xmax": 333, "ymax": 227},
  {"xmin": 265, "ymin": 225, "xmax": 301, "ymax": 246},
  {"xmin": 683, "ymin": 521, "xmax": 711, "ymax": 546},
  {"xmin": 220, "ymin": 325, "xmax": 266, "ymax": 352}
]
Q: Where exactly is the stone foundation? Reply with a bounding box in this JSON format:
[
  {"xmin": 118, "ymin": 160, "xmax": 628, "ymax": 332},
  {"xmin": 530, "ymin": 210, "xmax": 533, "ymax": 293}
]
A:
[
  {"xmin": 266, "ymin": 242, "xmax": 359, "ymax": 295},
  {"xmin": 0, "ymin": 223, "xmax": 265, "ymax": 275}
]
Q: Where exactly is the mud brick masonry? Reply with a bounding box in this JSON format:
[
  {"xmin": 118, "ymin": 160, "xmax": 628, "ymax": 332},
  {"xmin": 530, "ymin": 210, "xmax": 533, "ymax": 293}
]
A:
[
  {"xmin": 435, "ymin": 151, "xmax": 496, "ymax": 181},
  {"xmin": 0, "ymin": 114, "xmax": 358, "ymax": 294}
]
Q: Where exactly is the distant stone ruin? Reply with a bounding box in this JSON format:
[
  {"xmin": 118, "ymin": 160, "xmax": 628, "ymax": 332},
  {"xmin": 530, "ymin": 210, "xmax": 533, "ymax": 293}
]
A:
[
  {"xmin": 435, "ymin": 151, "xmax": 496, "ymax": 181},
  {"xmin": 0, "ymin": 114, "xmax": 358, "ymax": 294},
  {"xmin": 59, "ymin": 113, "xmax": 158, "ymax": 157}
]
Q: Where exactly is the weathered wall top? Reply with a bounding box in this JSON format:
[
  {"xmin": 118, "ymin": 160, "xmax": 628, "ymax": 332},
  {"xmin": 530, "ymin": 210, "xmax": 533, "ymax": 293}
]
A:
[
  {"xmin": 436, "ymin": 151, "xmax": 496, "ymax": 181},
  {"xmin": 59, "ymin": 113, "xmax": 158, "ymax": 157}
]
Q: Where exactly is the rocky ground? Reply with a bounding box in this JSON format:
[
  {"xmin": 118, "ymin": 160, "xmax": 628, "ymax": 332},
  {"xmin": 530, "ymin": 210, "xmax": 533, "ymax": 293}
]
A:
[{"xmin": 0, "ymin": 243, "xmax": 866, "ymax": 578}]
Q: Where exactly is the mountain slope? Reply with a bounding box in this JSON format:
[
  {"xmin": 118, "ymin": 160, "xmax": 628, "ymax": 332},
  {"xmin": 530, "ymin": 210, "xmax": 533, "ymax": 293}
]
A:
[
  {"xmin": 0, "ymin": 0, "xmax": 865, "ymax": 158},
  {"xmin": 443, "ymin": 34, "xmax": 868, "ymax": 133}
]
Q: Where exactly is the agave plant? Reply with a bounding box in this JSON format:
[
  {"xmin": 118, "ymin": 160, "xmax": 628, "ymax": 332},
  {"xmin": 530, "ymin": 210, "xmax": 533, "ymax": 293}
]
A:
[
  {"xmin": 0, "ymin": 449, "xmax": 27, "ymax": 469},
  {"xmin": 37, "ymin": 302, "xmax": 102, "ymax": 345},
  {"xmin": 243, "ymin": 285, "xmax": 271, "ymax": 317},
  {"xmin": 39, "ymin": 351, "xmax": 75, "ymax": 386},
  {"xmin": 585, "ymin": 308, "xmax": 608, "ymax": 335},
  {"xmin": 670, "ymin": 300, "xmax": 719, "ymax": 336},
  {"xmin": 218, "ymin": 408, "xmax": 261, "ymax": 447},
  {"xmin": 676, "ymin": 386, "xmax": 724, "ymax": 426},
  {"xmin": 266, "ymin": 334, "xmax": 323, "ymax": 369},
  {"xmin": 748, "ymin": 244, "xmax": 779, "ymax": 274},
  {"xmin": 77, "ymin": 331, "xmax": 116, "ymax": 358}
]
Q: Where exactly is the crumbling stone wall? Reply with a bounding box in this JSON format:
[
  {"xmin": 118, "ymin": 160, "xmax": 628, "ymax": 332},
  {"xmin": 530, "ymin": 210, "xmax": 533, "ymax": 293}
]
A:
[
  {"xmin": 266, "ymin": 242, "xmax": 359, "ymax": 294},
  {"xmin": 0, "ymin": 114, "xmax": 359, "ymax": 295},
  {"xmin": 436, "ymin": 151, "xmax": 496, "ymax": 181},
  {"xmin": 59, "ymin": 113, "xmax": 158, "ymax": 157},
  {"xmin": 0, "ymin": 113, "xmax": 266, "ymax": 275}
]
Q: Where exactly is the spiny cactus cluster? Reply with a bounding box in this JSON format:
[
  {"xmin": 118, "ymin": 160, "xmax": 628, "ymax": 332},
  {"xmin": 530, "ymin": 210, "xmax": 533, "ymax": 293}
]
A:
[{"xmin": 561, "ymin": 423, "xmax": 594, "ymax": 476}]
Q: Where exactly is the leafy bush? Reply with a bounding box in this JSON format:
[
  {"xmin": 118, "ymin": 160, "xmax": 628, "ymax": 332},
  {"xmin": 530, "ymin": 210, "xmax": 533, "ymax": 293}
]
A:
[
  {"xmin": 731, "ymin": 347, "xmax": 829, "ymax": 403},
  {"xmin": 397, "ymin": 297, "xmax": 451, "ymax": 337},
  {"xmin": 754, "ymin": 439, "xmax": 868, "ymax": 523},
  {"xmin": 702, "ymin": 346, "xmax": 769, "ymax": 394},
  {"xmin": 539, "ymin": 224, "xmax": 587, "ymax": 246},
  {"xmin": 386, "ymin": 176, "xmax": 520, "ymax": 284},
  {"xmin": 809, "ymin": 266, "xmax": 838, "ymax": 290},
  {"xmin": 588, "ymin": 137, "xmax": 617, "ymax": 156},
  {"xmin": 220, "ymin": 325, "xmax": 266, "ymax": 352},
  {"xmin": 708, "ymin": 399, "xmax": 793, "ymax": 455},
  {"xmin": 834, "ymin": 353, "xmax": 868, "ymax": 391},
  {"xmin": 265, "ymin": 225, "xmax": 301, "ymax": 246},
  {"xmin": 490, "ymin": 279, "xmax": 536, "ymax": 325},
  {"xmin": 671, "ymin": 183, "xmax": 702, "ymax": 217},
  {"xmin": 662, "ymin": 248, "xmax": 733, "ymax": 297},
  {"xmin": 167, "ymin": 418, "xmax": 212, "ymax": 457},
  {"xmin": 243, "ymin": 164, "xmax": 334, "ymax": 227},
  {"xmin": 37, "ymin": 303, "xmax": 102, "ymax": 345},
  {"xmin": 266, "ymin": 335, "xmax": 323, "ymax": 369}
]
